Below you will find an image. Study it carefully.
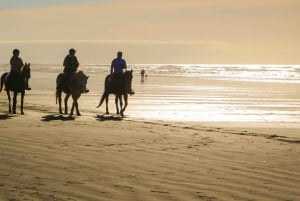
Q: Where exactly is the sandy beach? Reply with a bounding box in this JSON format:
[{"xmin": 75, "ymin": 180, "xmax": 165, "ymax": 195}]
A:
[
  {"xmin": 1, "ymin": 0, "xmax": 300, "ymax": 199},
  {"xmin": 0, "ymin": 69, "xmax": 300, "ymax": 201}
]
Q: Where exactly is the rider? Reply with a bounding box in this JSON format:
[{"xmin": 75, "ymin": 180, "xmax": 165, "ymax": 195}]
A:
[
  {"xmin": 110, "ymin": 51, "xmax": 127, "ymax": 74},
  {"xmin": 10, "ymin": 49, "xmax": 31, "ymax": 90},
  {"xmin": 110, "ymin": 51, "xmax": 134, "ymax": 95},
  {"xmin": 58, "ymin": 48, "xmax": 89, "ymax": 93}
]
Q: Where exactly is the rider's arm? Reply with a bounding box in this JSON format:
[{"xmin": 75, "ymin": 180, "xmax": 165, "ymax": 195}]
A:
[{"xmin": 110, "ymin": 60, "xmax": 114, "ymax": 74}]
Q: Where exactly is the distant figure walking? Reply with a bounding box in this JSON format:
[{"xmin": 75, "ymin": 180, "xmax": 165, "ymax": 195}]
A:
[
  {"xmin": 110, "ymin": 51, "xmax": 127, "ymax": 74},
  {"xmin": 10, "ymin": 49, "xmax": 31, "ymax": 90},
  {"xmin": 141, "ymin": 69, "xmax": 145, "ymax": 82}
]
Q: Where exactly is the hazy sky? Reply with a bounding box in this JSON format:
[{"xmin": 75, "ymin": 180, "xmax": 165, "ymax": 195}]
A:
[{"xmin": 0, "ymin": 0, "xmax": 300, "ymax": 64}]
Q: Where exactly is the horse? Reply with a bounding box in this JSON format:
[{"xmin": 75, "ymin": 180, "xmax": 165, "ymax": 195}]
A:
[
  {"xmin": 56, "ymin": 70, "xmax": 89, "ymax": 116},
  {"xmin": 96, "ymin": 70, "xmax": 134, "ymax": 116},
  {"xmin": 0, "ymin": 63, "xmax": 31, "ymax": 114}
]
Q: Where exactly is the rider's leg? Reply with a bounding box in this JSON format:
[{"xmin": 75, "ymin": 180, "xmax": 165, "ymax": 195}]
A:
[{"xmin": 25, "ymin": 77, "xmax": 31, "ymax": 90}]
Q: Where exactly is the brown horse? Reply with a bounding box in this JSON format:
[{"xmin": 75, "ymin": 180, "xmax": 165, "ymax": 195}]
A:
[
  {"xmin": 56, "ymin": 71, "xmax": 89, "ymax": 116},
  {"xmin": 0, "ymin": 63, "xmax": 31, "ymax": 114},
  {"xmin": 96, "ymin": 70, "xmax": 134, "ymax": 116}
]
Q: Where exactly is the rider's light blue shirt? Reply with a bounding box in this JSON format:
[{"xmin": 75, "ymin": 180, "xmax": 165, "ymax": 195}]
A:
[{"xmin": 111, "ymin": 58, "xmax": 127, "ymax": 74}]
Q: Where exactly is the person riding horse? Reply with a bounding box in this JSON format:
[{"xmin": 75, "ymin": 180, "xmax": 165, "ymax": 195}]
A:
[
  {"xmin": 109, "ymin": 51, "xmax": 134, "ymax": 95},
  {"xmin": 8, "ymin": 49, "xmax": 31, "ymax": 90},
  {"xmin": 57, "ymin": 48, "xmax": 89, "ymax": 93}
]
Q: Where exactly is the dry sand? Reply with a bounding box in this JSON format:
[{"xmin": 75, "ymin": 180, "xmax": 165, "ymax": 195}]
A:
[{"xmin": 0, "ymin": 71, "xmax": 300, "ymax": 201}]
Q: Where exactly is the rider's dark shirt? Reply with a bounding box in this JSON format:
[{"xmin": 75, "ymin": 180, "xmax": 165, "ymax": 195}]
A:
[
  {"xmin": 10, "ymin": 56, "xmax": 23, "ymax": 73},
  {"xmin": 63, "ymin": 54, "xmax": 79, "ymax": 74}
]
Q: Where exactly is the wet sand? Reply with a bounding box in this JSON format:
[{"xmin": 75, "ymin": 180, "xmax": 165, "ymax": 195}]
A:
[{"xmin": 0, "ymin": 71, "xmax": 300, "ymax": 201}]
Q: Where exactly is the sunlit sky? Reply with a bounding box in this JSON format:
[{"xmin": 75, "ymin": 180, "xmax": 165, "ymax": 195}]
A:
[{"xmin": 0, "ymin": 0, "xmax": 299, "ymax": 64}]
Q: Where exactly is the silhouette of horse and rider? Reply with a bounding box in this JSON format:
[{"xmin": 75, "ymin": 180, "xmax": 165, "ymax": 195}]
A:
[
  {"xmin": 1, "ymin": 49, "xmax": 134, "ymax": 116},
  {"xmin": 97, "ymin": 51, "xmax": 134, "ymax": 116},
  {"xmin": 0, "ymin": 49, "xmax": 31, "ymax": 114},
  {"xmin": 56, "ymin": 48, "xmax": 89, "ymax": 116}
]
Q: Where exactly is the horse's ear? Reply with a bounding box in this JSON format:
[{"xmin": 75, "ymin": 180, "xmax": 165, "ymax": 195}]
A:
[
  {"xmin": 86, "ymin": 76, "xmax": 89, "ymax": 79},
  {"xmin": 131, "ymin": 69, "xmax": 133, "ymax": 73}
]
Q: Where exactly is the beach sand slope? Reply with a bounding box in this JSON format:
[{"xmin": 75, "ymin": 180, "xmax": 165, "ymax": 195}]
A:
[{"xmin": 0, "ymin": 108, "xmax": 299, "ymax": 201}]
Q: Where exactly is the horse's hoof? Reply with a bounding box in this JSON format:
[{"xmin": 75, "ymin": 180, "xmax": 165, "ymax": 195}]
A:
[
  {"xmin": 13, "ymin": 111, "xmax": 16, "ymax": 114},
  {"xmin": 77, "ymin": 112, "xmax": 81, "ymax": 116},
  {"xmin": 21, "ymin": 112, "xmax": 24, "ymax": 115}
]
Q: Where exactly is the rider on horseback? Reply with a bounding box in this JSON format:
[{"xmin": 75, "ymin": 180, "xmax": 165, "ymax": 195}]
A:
[
  {"xmin": 57, "ymin": 48, "xmax": 89, "ymax": 93},
  {"xmin": 9, "ymin": 49, "xmax": 31, "ymax": 90},
  {"xmin": 111, "ymin": 51, "xmax": 127, "ymax": 74},
  {"xmin": 110, "ymin": 51, "xmax": 134, "ymax": 95}
]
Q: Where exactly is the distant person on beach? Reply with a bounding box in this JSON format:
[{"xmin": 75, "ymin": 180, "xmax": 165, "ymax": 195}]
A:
[
  {"xmin": 110, "ymin": 51, "xmax": 127, "ymax": 74},
  {"xmin": 10, "ymin": 49, "xmax": 31, "ymax": 90},
  {"xmin": 141, "ymin": 69, "xmax": 145, "ymax": 82},
  {"xmin": 58, "ymin": 48, "xmax": 88, "ymax": 92}
]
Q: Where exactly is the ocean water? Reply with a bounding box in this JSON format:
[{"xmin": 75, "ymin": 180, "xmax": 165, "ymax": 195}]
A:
[{"xmin": 1, "ymin": 63, "xmax": 300, "ymax": 123}]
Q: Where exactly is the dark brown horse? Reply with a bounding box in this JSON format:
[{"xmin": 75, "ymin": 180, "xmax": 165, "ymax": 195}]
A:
[
  {"xmin": 0, "ymin": 63, "xmax": 31, "ymax": 114},
  {"xmin": 96, "ymin": 70, "xmax": 134, "ymax": 116},
  {"xmin": 56, "ymin": 71, "xmax": 89, "ymax": 116}
]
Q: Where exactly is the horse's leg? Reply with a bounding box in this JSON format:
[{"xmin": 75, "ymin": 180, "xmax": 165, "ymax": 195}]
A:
[
  {"xmin": 57, "ymin": 90, "xmax": 63, "ymax": 114},
  {"xmin": 12, "ymin": 92, "xmax": 17, "ymax": 114},
  {"xmin": 119, "ymin": 95, "xmax": 124, "ymax": 116},
  {"xmin": 70, "ymin": 101, "xmax": 75, "ymax": 116},
  {"xmin": 121, "ymin": 94, "xmax": 128, "ymax": 117},
  {"xmin": 115, "ymin": 95, "xmax": 120, "ymax": 114},
  {"xmin": 6, "ymin": 90, "xmax": 12, "ymax": 113},
  {"xmin": 64, "ymin": 94, "xmax": 70, "ymax": 114},
  {"xmin": 20, "ymin": 91, "xmax": 25, "ymax": 115},
  {"xmin": 74, "ymin": 97, "xmax": 81, "ymax": 116},
  {"xmin": 105, "ymin": 95, "xmax": 109, "ymax": 115}
]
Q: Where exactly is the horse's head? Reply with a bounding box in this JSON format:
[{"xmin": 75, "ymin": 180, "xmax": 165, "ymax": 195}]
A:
[
  {"xmin": 22, "ymin": 63, "xmax": 31, "ymax": 79},
  {"xmin": 124, "ymin": 70, "xmax": 134, "ymax": 95},
  {"xmin": 76, "ymin": 71, "xmax": 89, "ymax": 93}
]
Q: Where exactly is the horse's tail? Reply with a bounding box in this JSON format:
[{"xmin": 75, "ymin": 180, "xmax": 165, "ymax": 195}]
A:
[
  {"xmin": 0, "ymin": 73, "xmax": 8, "ymax": 92},
  {"xmin": 96, "ymin": 91, "xmax": 108, "ymax": 108}
]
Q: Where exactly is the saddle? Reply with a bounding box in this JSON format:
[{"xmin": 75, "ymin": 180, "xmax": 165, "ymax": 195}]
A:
[
  {"xmin": 5, "ymin": 71, "xmax": 21, "ymax": 90},
  {"xmin": 57, "ymin": 73, "xmax": 74, "ymax": 93},
  {"xmin": 105, "ymin": 73, "xmax": 134, "ymax": 95},
  {"xmin": 57, "ymin": 72, "xmax": 89, "ymax": 94}
]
